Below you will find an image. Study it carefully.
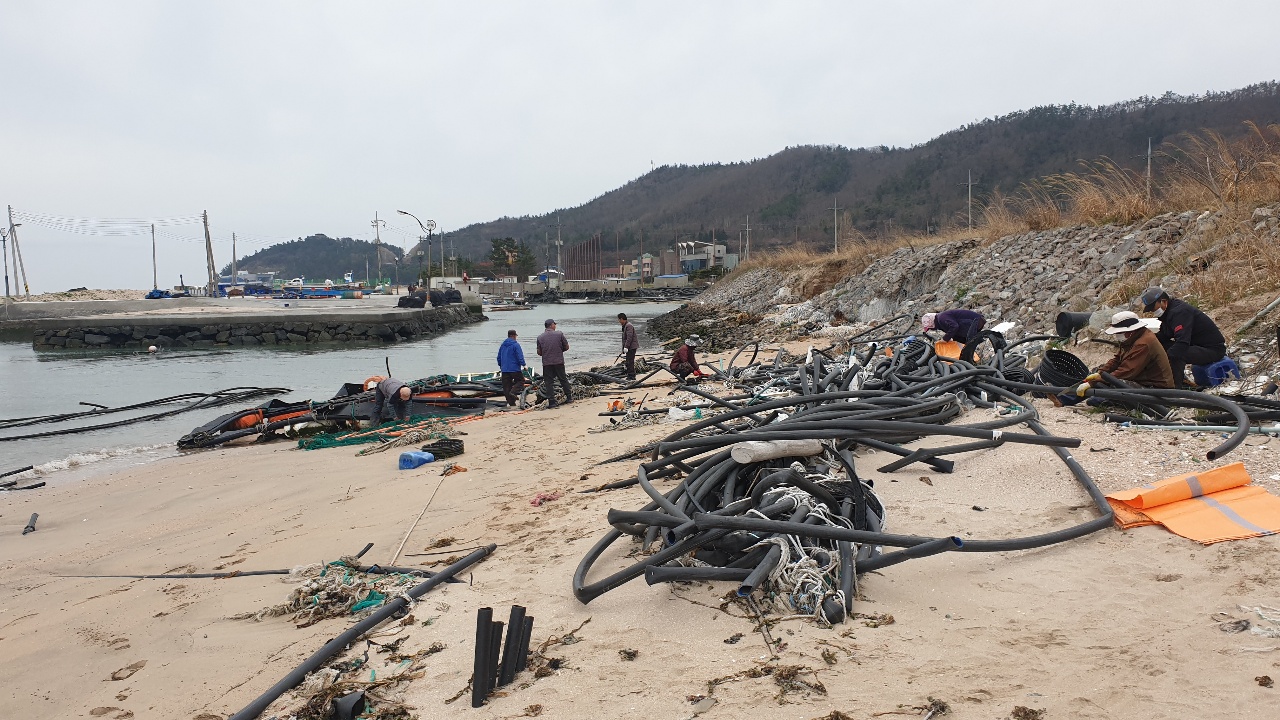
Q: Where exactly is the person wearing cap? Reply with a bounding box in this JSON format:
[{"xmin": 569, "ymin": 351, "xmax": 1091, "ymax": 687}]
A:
[
  {"xmin": 618, "ymin": 312, "xmax": 640, "ymax": 381},
  {"xmin": 1139, "ymin": 287, "xmax": 1226, "ymax": 388},
  {"xmin": 670, "ymin": 335, "xmax": 703, "ymax": 382},
  {"xmin": 1056, "ymin": 311, "xmax": 1174, "ymax": 406},
  {"xmin": 536, "ymin": 319, "xmax": 573, "ymax": 407},
  {"xmin": 922, "ymin": 309, "xmax": 986, "ymax": 343},
  {"xmin": 496, "ymin": 329, "xmax": 527, "ymax": 407},
  {"xmin": 372, "ymin": 377, "xmax": 413, "ymax": 425}
]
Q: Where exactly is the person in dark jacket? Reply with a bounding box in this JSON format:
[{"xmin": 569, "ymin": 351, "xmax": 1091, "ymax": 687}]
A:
[
  {"xmin": 536, "ymin": 319, "xmax": 573, "ymax": 407},
  {"xmin": 618, "ymin": 313, "xmax": 640, "ymax": 381},
  {"xmin": 922, "ymin": 309, "xmax": 986, "ymax": 343},
  {"xmin": 1054, "ymin": 312, "xmax": 1174, "ymax": 406},
  {"xmin": 1140, "ymin": 287, "xmax": 1226, "ymax": 388},
  {"xmin": 496, "ymin": 329, "xmax": 527, "ymax": 407},
  {"xmin": 671, "ymin": 336, "xmax": 702, "ymax": 382},
  {"xmin": 372, "ymin": 377, "xmax": 413, "ymax": 424}
]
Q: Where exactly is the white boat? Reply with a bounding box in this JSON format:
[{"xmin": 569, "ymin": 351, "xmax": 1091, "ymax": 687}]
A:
[
  {"xmin": 559, "ymin": 298, "xmax": 592, "ymax": 304},
  {"xmin": 482, "ymin": 297, "xmax": 534, "ymax": 312}
]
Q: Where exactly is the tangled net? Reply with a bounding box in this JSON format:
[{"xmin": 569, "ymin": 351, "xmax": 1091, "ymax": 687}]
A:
[
  {"xmin": 298, "ymin": 417, "xmax": 453, "ymax": 451},
  {"xmin": 231, "ymin": 557, "xmax": 421, "ymax": 628}
]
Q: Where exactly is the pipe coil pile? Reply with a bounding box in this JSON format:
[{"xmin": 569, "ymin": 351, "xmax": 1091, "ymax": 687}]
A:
[{"xmin": 573, "ymin": 332, "xmax": 1259, "ymax": 623}]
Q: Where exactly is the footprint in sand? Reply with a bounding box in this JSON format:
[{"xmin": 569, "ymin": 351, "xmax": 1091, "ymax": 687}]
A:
[
  {"xmin": 108, "ymin": 660, "xmax": 146, "ymax": 681},
  {"xmin": 89, "ymin": 707, "xmax": 133, "ymax": 719}
]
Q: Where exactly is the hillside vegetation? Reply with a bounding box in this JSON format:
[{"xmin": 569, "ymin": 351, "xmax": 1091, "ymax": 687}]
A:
[
  {"xmin": 220, "ymin": 235, "xmax": 403, "ymax": 283},
  {"xmin": 694, "ymin": 121, "xmax": 1280, "ymax": 349},
  {"xmin": 439, "ymin": 82, "xmax": 1280, "ymax": 265}
]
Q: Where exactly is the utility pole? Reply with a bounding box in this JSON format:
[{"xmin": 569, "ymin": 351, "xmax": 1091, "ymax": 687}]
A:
[
  {"xmin": 742, "ymin": 215, "xmax": 751, "ymax": 261},
  {"xmin": 202, "ymin": 210, "xmax": 216, "ymax": 297},
  {"xmin": 426, "ymin": 224, "xmax": 434, "ymax": 289},
  {"xmin": 417, "ymin": 235, "xmax": 426, "ymax": 283},
  {"xmin": 554, "ymin": 214, "xmax": 563, "ymax": 274},
  {"xmin": 8, "ymin": 206, "xmax": 30, "ymax": 297},
  {"xmin": 638, "ymin": 228, "xmax": 644, "ymax": 283},
  {"xmin": 829, "ymin": 197, "xmax": 842, "ymax": 254},
  {"xmin": 151, "ymin": 224, "xmax": 158, "ymax": 289},
  {"xmin": 371, "ymin": 212, "xmax": 385, "ymax": 289},
  {"xmin": 0, "ymin": 227, "xmax": 10, "ymax": 298},
  {"xmin": 231, "ymin": 232, "xmax": 238, "ymax": 290},
  {"xmin": 1152, "ymin": 136, "xmax": 1162, "ymax": 202},
  {"xmin": 959, "ymin": 171, "xmax": 976, "ymax": 230}
]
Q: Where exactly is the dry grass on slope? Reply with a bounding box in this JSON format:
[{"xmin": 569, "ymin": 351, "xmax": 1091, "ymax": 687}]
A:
[{"xmin": 735, "ymin": 230, "xmax": 965, "ymax": 302}]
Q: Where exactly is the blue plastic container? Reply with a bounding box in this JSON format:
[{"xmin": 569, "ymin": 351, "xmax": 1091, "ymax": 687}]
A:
[
  {"xmin": 398, "ymin": 451, "xmax": 435, "ymax": 469},
  {"xmin": 1191, "ymin": 357, "xmax": 1242, "ymax": 387}
]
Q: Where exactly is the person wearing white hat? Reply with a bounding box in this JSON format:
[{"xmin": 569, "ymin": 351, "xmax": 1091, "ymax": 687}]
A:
[
  {"xmin": 1066, "ymin": 311, "xmax": 1174, "ymax": 402},
  {"xmin": 670, "ymin": 335, "xmax": 703, "ymax": 382}
]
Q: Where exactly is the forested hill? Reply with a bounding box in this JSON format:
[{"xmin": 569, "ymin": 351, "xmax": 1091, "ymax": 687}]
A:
[
  {"xmin": 438, "ymin": 82, "xmax": 1280, "ymax": 262},
  {"xmin": 220, "ymin": 235, "xmax": 401, "ymax": 283}
]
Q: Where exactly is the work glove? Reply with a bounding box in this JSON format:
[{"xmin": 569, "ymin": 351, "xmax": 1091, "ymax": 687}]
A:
[
  {"xmin": 1075, "ymin": 382, "xmax": 1091, "ymax": 398},
  {"xmin": 1084, "ymin": 373, "xmax": 1101, "ymax": 383}
]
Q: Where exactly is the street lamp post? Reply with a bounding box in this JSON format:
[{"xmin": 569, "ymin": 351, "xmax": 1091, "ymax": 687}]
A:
[{"xmin": 397, "ymin": 210, "xmax": 436, "ymax": 288}]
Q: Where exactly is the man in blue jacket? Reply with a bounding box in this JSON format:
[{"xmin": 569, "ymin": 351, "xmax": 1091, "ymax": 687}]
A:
[{"xmin": 497, "ymin": 329, "xmax": 527, "ymax": 407}]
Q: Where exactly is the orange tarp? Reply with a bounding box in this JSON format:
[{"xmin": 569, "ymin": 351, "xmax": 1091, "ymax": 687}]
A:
[{"xmin": 1105, "ymin": 462, "xmax": 1280, "ymax": 544}]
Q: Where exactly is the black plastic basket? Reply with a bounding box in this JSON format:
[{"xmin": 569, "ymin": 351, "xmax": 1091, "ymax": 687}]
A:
[
  {"xmin": 421, "ymin": 438, "xmax": 464, "ymax": 459},
  {"xmin": 1035, "ymin": 348, "xmax": 1090, "ymax": 387}
]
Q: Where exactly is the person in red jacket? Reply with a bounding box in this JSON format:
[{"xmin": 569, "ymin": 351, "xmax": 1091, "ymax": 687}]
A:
[{"xmin": 670, "ymin": 336, "xmax": 702, "ymax": 382}]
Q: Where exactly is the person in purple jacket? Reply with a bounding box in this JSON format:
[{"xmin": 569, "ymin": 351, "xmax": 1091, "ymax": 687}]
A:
[
  {"xmin": 536, "ymin": 319, "xmax": 573, "ymax": 408},
  {"xmin": 922, "ymin": 309, "xmax": 986, "ymax": 343}
]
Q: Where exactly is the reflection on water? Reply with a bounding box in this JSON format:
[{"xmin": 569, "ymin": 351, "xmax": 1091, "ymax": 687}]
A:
[{"xmin": 0, "ymin": 301, "xmax": 681, "ymax": 478}]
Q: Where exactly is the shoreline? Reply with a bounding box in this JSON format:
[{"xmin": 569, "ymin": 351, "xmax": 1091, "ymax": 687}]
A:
[{"xmin": 4, "ymin": 345, "xmax": 1280, "ymax": 719}]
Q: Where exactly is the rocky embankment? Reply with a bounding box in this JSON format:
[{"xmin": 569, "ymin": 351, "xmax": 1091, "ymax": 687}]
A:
[{"xmin": 699, "ymin": 204, "xmax": 1280, "ymax": 337}]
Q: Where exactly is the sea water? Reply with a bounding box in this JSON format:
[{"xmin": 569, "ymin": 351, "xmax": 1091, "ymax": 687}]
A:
[{"xmin": 0, "ymin": 301, "xmax": 681, "ymax": 482}]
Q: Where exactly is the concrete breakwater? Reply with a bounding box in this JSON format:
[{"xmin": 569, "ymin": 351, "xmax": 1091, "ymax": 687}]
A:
[{"xmin": 31, "ymin": 303, "xmax": 482, "ymax": 350}]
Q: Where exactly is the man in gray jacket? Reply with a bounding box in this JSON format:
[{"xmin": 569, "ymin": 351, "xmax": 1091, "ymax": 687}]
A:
[
  {"xmin": 536, "ymin": 319, "xmax": 573, "ymax": 407},
  {"xmin": 618, "ymin": 312, "xmax": 639, "ymax": 381},
  {"xmin": 372, "ymin": 377, "xmax": 412, "ymax": 425}
]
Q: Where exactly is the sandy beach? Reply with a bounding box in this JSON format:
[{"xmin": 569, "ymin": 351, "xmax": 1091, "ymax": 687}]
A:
[{"xmin": 3, "ymin": 355, "xmax": 1280, "ymax": 720}]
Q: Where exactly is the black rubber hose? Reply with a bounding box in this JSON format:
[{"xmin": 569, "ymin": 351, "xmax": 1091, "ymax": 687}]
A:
[
  {"xmin": 737, "ymin": 544, "xmax": 782, "ymax": 596},
  {"xmin": 23, "ymin": 513, "xmax": 38, "ymax": 535},
  {"xmin": 498, "ymin": 605, "xmax": 527, "ymax": 686},
  {"xmin": 228, "ymin": 544, "xmax": 496, "ymax": 720},
  {"xmin": 644, "ymin": 565, "xmax": 752, "ymax": 585},
  {"xmin": 572, "ymin": 528, "xmax": 731, "ymax": 604},
  {"xmin": 855, "ymin": 536, "xmax": 963, "ymax": 573},
  {"xmin": 838, "ymin": 500, "xmax": 854, "ymax": 613},
  {"xmin": 1087, "ymin": 386, "xmax": 1250, "ymax": 459},
  {"xmin": 748, "ymin": 470, "xmax": 842, "ymax": 515},
  {"xmin": 472, "ymin": 607, "xmax": 494, "ymax": 708},
  {"xmin": 854, "ymin": 438, "xmax": 955, "ymax": 473}
]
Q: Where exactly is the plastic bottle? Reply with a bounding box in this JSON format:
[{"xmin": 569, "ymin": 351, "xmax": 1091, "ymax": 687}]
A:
[{"xmin": 398, "ymin": 451, "xmax": 436, "ymax": 469}]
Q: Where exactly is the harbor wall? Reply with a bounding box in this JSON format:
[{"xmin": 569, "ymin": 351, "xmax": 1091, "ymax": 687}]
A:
[{"xmin": 31, "ymin": 303, "xmax": 482, "ymax": 350}]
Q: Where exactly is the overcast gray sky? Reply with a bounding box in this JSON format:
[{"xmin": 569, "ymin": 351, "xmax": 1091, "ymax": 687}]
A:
[{"xmin": 1, "ymin": 0, "xmax": 1275, "ymax": 292}]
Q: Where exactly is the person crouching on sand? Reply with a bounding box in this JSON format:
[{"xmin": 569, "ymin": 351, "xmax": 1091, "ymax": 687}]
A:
[{"xmin": 671, "ymin": 335, "xmax": 703, "ymax": 383}]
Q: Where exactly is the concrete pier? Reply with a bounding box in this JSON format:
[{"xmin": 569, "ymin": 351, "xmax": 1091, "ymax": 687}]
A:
[{"xmin": 21, "ymin": 299, "xmax": 484, "ymax": 350}]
